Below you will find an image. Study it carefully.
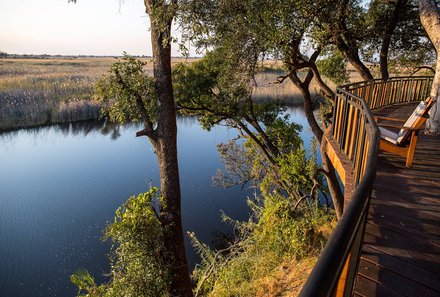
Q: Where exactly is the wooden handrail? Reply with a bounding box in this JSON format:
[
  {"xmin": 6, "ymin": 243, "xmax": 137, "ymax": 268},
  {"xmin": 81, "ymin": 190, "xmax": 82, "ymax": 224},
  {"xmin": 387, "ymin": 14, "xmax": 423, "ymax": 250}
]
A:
[
  {"xmin": 299, "ymin": 76, "xmax": 432, "ymax": 297},
  {"xmin": 340, "ymin": 76, "xmax": 433, "ymax": 110}
]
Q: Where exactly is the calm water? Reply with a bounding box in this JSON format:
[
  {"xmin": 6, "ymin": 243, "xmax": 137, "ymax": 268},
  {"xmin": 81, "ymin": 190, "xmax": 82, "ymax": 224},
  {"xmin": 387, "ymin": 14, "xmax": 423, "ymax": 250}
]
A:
[{"xmin": 0, "ymin": 108, "xmax": 311, "ymax": 297}]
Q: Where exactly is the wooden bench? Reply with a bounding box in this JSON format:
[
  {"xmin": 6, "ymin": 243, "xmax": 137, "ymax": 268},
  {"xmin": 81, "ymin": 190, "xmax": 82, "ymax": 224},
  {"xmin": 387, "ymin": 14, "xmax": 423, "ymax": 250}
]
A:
[{"xmin": 375, "ymin": 97, "xmax": 436, "ymax": 168}]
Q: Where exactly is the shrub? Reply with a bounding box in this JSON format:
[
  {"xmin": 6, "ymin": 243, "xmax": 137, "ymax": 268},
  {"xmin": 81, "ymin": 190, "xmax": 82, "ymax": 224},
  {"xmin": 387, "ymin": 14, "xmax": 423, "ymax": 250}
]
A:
[
  {"xmin": 71, "ymin": 187, "xmax": 169, "ymax": 297},
  {"xmin": 191, "ymin": 194, "xmax": 335, "ymax": 296}
]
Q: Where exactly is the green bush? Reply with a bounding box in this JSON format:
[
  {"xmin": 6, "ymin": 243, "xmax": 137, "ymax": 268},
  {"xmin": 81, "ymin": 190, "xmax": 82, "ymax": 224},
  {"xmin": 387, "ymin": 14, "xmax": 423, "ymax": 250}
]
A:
[
  {"xmin": 253, "ymin": 194, "xmax": 330, "ymax": 260},
  {"xmin": 71, "ymin": 187, "xmax": 169, "ymax": 297},
  {"xmin": 192, "ymin": 194, "xmax": 334, "ymax": 296},
  {"xmin": 316, "ymin": 50, "xmax": 349, "ymax": 85}
]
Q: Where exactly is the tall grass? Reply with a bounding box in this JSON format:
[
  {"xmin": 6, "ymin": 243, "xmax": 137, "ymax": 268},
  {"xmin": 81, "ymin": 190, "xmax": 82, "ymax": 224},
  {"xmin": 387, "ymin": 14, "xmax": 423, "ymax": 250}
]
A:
[
  {"xmin": 191, "ymin": 194, "xmax": 336, "ymax": 296},
  {"xmin": 0, "ymin": 58, "xmax": 121, "ymax": 130},
  {"xmin": 251, "ymin": 68, "xmax": 335, "ymax": 106},
  {"xmin": 0, "ymin": 57, "xmax": 326, "ymax": 130}
]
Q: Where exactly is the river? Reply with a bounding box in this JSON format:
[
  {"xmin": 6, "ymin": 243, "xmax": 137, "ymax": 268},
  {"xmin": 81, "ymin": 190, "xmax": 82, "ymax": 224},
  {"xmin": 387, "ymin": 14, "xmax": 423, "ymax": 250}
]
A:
[{"xmin": 0, "ymin": 107, "xmax": 312, "ymax": 297}]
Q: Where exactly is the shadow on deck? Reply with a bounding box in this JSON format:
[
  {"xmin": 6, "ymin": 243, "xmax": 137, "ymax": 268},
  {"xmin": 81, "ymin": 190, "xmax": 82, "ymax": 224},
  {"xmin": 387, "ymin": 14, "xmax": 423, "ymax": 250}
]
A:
[{"xmin": 354, "ymin": 104, "xmax": 440, "ymax": 297}]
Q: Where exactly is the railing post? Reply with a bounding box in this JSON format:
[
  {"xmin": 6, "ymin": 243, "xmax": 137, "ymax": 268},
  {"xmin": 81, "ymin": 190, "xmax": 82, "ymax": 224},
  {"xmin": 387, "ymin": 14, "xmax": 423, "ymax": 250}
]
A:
[
  {"xmin": 407, "ymin": 78, "xmax": 414, "ymax": 103},
  {"xmin": 340, "ymin": 94, "xmax": 350, "ymax": 151},
  {"xmin": 332, "ymin": 93, "xmax": 340, "ymax": 140},
  {"xmin": 341, "ymin": 200, "xmax": 369, "ymax": 297}
]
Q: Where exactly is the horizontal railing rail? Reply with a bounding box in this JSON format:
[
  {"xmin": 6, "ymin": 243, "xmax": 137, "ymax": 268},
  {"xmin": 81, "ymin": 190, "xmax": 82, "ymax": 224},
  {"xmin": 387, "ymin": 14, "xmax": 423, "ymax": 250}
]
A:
[
  {"xmin": 340, "ymin": 76, "xmax": 433, "ymax": 110},
  {"xmin": 299, "ymin": 76, "xmax": 433, "ymax": 297}
]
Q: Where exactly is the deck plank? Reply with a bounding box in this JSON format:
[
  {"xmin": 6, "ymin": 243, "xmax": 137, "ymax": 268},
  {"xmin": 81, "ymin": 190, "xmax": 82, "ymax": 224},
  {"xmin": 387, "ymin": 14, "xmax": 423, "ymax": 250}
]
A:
[
  {"xmin": 356, "ymin": 258, "xmax": 439, "ymax": 297},
  {"xmin": 355, "ymin": 275, "xmax": 404, "ymax": 297},
  {"xmin": 360, "ymin": 246, "xmax": 440, "ymax": 292},
  {"xmin": 354, "ymin": 104, "xmax": 440, "ymax": 296}
]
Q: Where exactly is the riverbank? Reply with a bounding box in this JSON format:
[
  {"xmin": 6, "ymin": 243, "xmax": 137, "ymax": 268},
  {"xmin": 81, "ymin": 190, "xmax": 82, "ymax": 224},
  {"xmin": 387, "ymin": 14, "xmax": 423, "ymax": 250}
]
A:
[{"xmin": 0, "ymin": 57, "xmax": 324, "ymax": 131}]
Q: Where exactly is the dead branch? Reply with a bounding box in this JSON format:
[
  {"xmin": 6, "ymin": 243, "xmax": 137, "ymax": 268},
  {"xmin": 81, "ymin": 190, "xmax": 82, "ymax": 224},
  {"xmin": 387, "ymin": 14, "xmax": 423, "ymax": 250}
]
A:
[
  {"xmin": 271, "ymin": 72, "xmax": 293, "ymax": 85},
  {"xmin": 410, "ymin": 66, "xmax": 435, "ymax": 76}
]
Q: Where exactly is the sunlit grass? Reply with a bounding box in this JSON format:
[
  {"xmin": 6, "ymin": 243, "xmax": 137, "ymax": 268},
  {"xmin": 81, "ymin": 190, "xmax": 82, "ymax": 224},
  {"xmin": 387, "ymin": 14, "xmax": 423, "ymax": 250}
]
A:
[
  {"xmin": 0, "ymin": 57, "xmax": 328, "ymax": 130},
  {"xmin": 252, "ymin": 66, "xmax": 335, "ymax": 106},
  {"xmin": 0, "ymin": 57, "xmax": 200, "ymax": 130},
  {"xmin": 0, "ymin": 58, "xmax": 118, "ymax": 130}
]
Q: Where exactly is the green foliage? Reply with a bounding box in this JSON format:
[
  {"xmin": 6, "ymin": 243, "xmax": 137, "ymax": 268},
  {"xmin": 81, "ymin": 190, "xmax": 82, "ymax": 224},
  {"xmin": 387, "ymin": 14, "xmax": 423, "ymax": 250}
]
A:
[
  {"xmin": 265, "ymin": 116, "xmax": 302, "ymax": 154},
  {"xmin": 316, "ymin": 50, "xmax": 349, "ymax": 85},
  {"xmin": 95, "ymin": 55, "xmax": 157, "ymax": 125},
  {"xmin": 173, "ymin": 50, "xmax": 298, "ymax": 149},
  {"xmin": 257, "ymin": 115, "xmax": 321, "ymax": 196},
  {"xmin": 71, "ymin": 187, "xmax": 169, "ymax": 297},
  {"xmin": 254, "ymin": 195, "xmax": 331, "ymax": 259},
  {"xmin": 174, "ymin": 49, "xmax": 318, "ymax": 203},
  {"xmin": 173, "ymin": 50, "xmax": 233, "ymax": 130},
  {"xmin": 70, "ymin": 269, "xmax": 105, "ymax": 297},
  {"xmin": 191, "ymin": 193, "xmax": 334, "ymax": 296},
  {"xmin": 213, "ymin": 115, "xmax": 323, "ymax": 203},
  {"xmin": 173, "ymin": 50, "xmax": 285, "ymax": 131},
  {"xmin": 206, "ymin": 114, "xmax": 330, "ymax": 295},
  {"xmin": 276, "ymin": 145, "xmax": 318, "ymax": 197},
  {"xmin": 213, "ymin": 139, "xmax": 258, "ymax": 188},
  {"xmin": 180, "ymin": 0, "xmax": 302, "ymax": 67},
  {"xmin": 363, "ymin": 0, "xmax": 434, "ymax": 68}
]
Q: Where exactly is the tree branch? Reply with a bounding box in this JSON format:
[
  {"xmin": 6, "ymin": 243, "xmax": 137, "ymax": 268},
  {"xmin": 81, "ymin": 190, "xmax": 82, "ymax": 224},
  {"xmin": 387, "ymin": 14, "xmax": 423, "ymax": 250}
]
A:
[
  {"xmin": 410, "ymin": 65, "xmax": 435, "ymax": 76},
  {"xmin": 114, "ymin": 68, "xmax": 157, "ymax": 140}
]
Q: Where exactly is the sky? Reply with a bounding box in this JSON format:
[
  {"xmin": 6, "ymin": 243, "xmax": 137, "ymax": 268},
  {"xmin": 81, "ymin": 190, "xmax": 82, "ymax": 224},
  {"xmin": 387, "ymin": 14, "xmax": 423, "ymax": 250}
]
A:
[{"xmin": 0, "ymin": 0, "xmax": 190, "ymax": 56}]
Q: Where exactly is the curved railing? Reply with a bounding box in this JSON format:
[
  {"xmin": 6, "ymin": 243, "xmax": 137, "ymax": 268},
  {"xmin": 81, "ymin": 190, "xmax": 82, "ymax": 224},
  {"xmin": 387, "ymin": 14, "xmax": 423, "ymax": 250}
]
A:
[
  {"xmin": 299, "ymin": 76, "xmax": 432, "ymax": 297},
  {"xmin": 342, "ymin": 76, "xmax": 433, "ymax": 111}
]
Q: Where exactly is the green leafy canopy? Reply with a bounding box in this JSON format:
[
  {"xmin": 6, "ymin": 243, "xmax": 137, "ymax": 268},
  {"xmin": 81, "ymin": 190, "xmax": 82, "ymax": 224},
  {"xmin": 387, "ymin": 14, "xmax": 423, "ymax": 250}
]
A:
[
  {"xmin": 95, "ymin": 55, "xmax": 157, "ymax": 125},
  {"xmin": 71, "ymin": 187, "xmax": 169, "ymax": 297}
]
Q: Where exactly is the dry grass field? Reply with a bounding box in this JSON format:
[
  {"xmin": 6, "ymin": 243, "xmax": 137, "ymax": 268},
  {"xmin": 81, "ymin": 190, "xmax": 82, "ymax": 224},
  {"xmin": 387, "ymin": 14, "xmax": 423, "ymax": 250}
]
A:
[
  {"xmin": 0, "ymin": 56, "xmax": 324, "ymax": 130},
  {"xmin": 252, "ymin": 68, "xmax": 334, "ymax": 104},
  {"xmin": 0, "ymin": 57, "xmax": 111, "ymax": 130}
]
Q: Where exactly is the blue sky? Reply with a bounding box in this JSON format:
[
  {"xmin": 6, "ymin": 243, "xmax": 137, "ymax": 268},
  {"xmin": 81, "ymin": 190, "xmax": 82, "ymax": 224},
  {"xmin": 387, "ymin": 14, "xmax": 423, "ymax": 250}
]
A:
[{"xmin": 0, "ymin": 0, "xmax": 188, "ymax": 56}]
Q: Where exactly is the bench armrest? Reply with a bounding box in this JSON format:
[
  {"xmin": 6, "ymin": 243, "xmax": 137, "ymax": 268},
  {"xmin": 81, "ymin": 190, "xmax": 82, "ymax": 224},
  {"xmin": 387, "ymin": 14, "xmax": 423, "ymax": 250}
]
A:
[{"xmin": 402, "ymin": 125, "xmax": 421, "ymax": 131}]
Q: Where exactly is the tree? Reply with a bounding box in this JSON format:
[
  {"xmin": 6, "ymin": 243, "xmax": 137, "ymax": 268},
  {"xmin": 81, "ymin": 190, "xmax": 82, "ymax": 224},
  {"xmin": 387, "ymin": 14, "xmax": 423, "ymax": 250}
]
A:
[
  {"xmin": 178, "ymin": 0, "xmax": 346, "ymax": 218},
  {"xmin": 71, "ymin": 189, "xmax": 170, "ymax": 297},
  {"xmin": 328, "ymin": 0, "xmax": 375, "ymax": 80},
  {"xmin": 419, "ymin": 0, "xmax": 440, "ymax": 135},
  {"xmin": 141, "ymin": 2, "xmax": 193, "ymax": 295},
  {"xmin": 375, "ymin": 0, "xmax": 407, "ymax": 79},
  {"xmin": 364, "ymin": 0, "xmax": 433, "ymax": 79},
  {"xmin": 173, "ymin": 51, "xmax": 325, "ymax": 204},
  {"xmin": 70, "ymin": 1, "xmax": 193, "ymax": 295},
  {"xmin": 307, "ymin": 0, "xmax": 433, "ymax": 81}
]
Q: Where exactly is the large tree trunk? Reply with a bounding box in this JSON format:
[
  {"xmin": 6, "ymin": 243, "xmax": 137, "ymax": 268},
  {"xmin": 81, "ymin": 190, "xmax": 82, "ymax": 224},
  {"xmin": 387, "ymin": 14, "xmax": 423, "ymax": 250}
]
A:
[
  {"xmin": 419, "ymin": 0, "xmax": 440, "ymax": 135},
  {"xmin": 299, "ymin": 86, "xmax": 344, "ymax": 219},
  {"xmin": 336, "ymin": 35, "xmax": 374, "ymax": 81},
  {"xmin": 379, "ymin": 35, "xmax": 391, "ymax": 80},
  {"xmin": 332, "ymin": 1, "xmax": 374, "ymax": 81},
  {"xmin": 380, "ymin": 0, "xmax": 406, "ymax": 80},
  {"xmin": 145, "ymin": 1, "xmax": 193, "ymax": 296},
  {"xmin": 288, "ymin": 71, "xmax": 344, "ymax": 219}
]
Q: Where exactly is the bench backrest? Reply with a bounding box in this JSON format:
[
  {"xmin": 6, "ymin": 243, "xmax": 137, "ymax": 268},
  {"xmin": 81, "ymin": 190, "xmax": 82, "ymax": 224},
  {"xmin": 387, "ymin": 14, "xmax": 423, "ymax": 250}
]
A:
[{"xmin": 396, "ymin": 97, "xmax": 436, "ymax": 145}]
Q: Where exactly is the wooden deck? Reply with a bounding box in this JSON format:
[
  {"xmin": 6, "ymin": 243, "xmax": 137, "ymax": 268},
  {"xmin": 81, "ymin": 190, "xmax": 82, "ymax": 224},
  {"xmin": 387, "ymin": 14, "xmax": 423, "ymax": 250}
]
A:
[{"xmin": 354, "ymin": 104, "xmax": 440, "ymax": 297}]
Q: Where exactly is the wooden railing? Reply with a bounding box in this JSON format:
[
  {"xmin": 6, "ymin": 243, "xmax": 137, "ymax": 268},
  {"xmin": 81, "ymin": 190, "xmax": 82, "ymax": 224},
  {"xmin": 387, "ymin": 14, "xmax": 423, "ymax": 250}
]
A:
[
  {"xmin": 299, "ymin": 76, "xmax": 432, "ymax": 297},
  {"xmin": 342, "ymin": 76, "xmax": 433, "ymax": 110}
]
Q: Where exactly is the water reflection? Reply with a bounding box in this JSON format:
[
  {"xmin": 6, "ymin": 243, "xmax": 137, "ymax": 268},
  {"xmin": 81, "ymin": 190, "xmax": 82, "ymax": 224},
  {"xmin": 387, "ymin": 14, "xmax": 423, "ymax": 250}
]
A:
[
  {"xmin": 0, "ymin": 108, "xmax": 312, "ymax": 297},
  {"xmin": 0, "ymin": 120, "xmax": 105, "ymax": 141},
  {"xmin": 0, "ymin": 115, "xmax": 252, "ymax": 297}
]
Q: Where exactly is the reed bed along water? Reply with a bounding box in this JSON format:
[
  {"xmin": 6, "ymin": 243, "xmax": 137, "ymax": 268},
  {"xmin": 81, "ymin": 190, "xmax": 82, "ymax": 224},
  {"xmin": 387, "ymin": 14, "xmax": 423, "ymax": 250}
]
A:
[
  {"xmin": 0, "ymin": 57, "xmax": 324, "ymax": 131},
  {"xmin": 251, "ymin": 68, "xmax": 332, "ymax": 105},
  {"xmin": 0, "ymin": 58, "xmax": 116, "ymax": 130}
]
